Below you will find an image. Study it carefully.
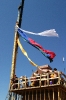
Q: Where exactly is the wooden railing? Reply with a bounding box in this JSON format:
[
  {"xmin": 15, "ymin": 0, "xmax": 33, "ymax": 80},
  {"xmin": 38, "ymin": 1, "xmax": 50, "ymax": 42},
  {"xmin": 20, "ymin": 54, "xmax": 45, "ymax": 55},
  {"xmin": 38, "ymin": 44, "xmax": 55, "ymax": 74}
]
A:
[{"xmin": 10, "ymin": 71, "xmax": 66, "ymax": 90}]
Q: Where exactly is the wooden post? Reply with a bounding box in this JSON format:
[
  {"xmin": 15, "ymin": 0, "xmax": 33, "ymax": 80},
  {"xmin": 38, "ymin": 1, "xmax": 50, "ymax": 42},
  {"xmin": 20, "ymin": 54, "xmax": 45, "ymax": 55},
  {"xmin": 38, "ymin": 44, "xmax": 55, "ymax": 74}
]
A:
[
  {"xmin": 60, "ymin": 89, "xmax": 61, "ymax": 100},
  {"xmin": 48, "ymin": 89, "xmax": 50, "ymax": 100},
  {"xmin": 58, "ymin": 88, "xmax": 60, "ymax": 100},
  {"xmin": 25, "ymin": 91, "xmax": 26, "ymax": 100},
  {"xmin": 44, "ymin": 89, "xmax": 45, "ymax": 100},
  {"xmin": 40, "ymin": 74, "xmax": 41, "ymax": 87},
  {"xmin": 53, "ymin": 88, "xmax": 54, "ymax": 100},
  {"xmin": 36, "ymin": 90, "xmax": 37, "ymax": 100},
  {"xmin": 58, "ymin": 71, "xmax": 61, "ymax": 84},
  {"xmin": 32, "ymin": 91, "xmax": 33, "ymax": 100},
  {"xmin": 61, "ymin": 90, "xmax": 62, "ymax": 100},
  {"xmin": 40, "ymin": 90, "xmax": 41, "ymax": 100},
  {"xmin": 28, "ymin": 91, "xmax": 29, "ymax": 100},
  {"xmin": 10, "ymin": 0, "xmax": 25, "ymax": 87}
]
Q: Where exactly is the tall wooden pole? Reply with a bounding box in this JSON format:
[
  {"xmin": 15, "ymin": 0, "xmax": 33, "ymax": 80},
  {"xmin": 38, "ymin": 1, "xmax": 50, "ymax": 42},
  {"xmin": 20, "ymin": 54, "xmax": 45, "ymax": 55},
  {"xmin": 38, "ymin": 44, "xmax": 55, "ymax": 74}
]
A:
[{"xmin": 10, "ymin": 0, "xmax": 25, "ymax": 86}]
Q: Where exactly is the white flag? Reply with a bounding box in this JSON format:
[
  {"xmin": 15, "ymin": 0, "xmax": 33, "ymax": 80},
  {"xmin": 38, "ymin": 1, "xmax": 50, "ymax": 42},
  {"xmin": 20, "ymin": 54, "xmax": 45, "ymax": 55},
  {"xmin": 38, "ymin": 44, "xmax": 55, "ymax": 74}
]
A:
[{"xmin": 21, "ymin": 29, "xmax": 59, "ymax": 37}]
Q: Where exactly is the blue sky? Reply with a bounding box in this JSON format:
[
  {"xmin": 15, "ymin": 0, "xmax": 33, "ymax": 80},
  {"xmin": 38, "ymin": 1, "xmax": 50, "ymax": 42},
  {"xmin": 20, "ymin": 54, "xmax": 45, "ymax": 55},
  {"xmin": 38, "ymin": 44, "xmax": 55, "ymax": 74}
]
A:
[{"xmin": 0, "ymin": 0, "xmax": 66, "ymax": 99}]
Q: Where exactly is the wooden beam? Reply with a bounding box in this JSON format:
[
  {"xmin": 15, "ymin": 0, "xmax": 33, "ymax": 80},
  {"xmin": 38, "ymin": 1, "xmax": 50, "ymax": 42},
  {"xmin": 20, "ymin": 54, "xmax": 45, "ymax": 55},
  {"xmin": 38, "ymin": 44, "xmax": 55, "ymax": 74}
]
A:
[{"xmin": 10, "ymin": 0, "xmax": 25, "ymax": 88}]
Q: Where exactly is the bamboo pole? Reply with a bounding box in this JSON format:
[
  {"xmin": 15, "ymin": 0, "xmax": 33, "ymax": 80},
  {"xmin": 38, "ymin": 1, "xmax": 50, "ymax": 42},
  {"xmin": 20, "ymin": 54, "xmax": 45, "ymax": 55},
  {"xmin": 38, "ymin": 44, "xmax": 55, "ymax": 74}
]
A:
[
  {"xmin": 44, "ymin": 89, "xmax": 45, "ymax": 100},
  {"xmin": 36, "ymin": 90, "xmax": 37, "ymax": 100},
  {"xmin": 40, "ymin": 74, "xmax": 41, "ymax": 87},
  {"xmin": 58, "ymin": 88, "xmax": 60, "ymax": 100},
  {"xmin": 25, "ymin": 91, "xmax": 26, "ymax": 100},
  {"xmin": 47, "ymin": 73, "xmax": 49, "ymax": 85},
  {"xmin": 53, "ymin": 88, "xmax": 54, "ymax": 100},
  {"xmin": 10, "ymin": 0, "xmax": 25, "ymax": 87},
  {"xmin": 60, "ymin": 89, "xmax": 61, "ymax": 100},
  {"xmin": 40, "ymin": 90, "xmax": 41, "ymax": 100},
  {"xmin": 28, "ymin": 91, "xmax": 29, "ymax": 100},
  {"xmin": 48, "ymin": 89, "xmax": 50, "ymax": 100},
  {"xmin": 61, "ymin": 90, "xmax": 62, "ymax": 100},
  {"xmin": 32, "ymin": 91, "xmax": 33, "ymax": 100}
]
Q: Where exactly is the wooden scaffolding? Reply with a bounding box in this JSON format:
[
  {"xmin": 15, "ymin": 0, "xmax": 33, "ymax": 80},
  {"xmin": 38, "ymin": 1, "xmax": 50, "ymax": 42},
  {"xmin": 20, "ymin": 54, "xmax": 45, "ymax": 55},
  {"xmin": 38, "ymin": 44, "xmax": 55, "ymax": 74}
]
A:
[
  {"xmin": 9, "ymin": 68, "xmax": 66, "ymax": 100},
  {"xmin": 8, "ymin": 0, "xmax": 66, "ymax": 100}
]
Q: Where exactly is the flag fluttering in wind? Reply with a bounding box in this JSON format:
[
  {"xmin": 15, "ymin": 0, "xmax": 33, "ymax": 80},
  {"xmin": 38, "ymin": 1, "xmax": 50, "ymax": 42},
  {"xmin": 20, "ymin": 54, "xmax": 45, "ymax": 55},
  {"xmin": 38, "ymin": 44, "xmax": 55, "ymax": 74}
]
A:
[
  {"xmin": 17, "ymin": 27, "xmax": 56, "ymax": 62},
  {"xmin": 20, "ymin": 29, "xmax": 59, "ymax": 37},
  {"xmin": 17, "ymin": 38, "xmax": 38, "ymax": 67}
]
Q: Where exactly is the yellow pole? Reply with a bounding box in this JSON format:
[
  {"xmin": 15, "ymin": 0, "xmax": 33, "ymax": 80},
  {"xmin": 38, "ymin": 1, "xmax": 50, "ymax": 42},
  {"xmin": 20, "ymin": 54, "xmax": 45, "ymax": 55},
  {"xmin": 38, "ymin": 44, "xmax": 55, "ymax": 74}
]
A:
[
  {"xmin": 10, "ymin": 0, "xmax": 25, "ymax": 88},
  {"xmin": 10, "ymin": 28, "xmax": 19, "ymax": 86}
]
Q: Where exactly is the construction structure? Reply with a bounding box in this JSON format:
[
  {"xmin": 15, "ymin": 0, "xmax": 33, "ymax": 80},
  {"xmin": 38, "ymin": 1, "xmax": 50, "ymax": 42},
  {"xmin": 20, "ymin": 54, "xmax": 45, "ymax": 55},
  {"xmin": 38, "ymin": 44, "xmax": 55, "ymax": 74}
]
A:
[
  {"xmin": 9, "ymin": 64, "xmax": 66, "ymax": 100},
  {"xmin": 6, "ymin": 0, "xmax": 66, "ymax": 100}
]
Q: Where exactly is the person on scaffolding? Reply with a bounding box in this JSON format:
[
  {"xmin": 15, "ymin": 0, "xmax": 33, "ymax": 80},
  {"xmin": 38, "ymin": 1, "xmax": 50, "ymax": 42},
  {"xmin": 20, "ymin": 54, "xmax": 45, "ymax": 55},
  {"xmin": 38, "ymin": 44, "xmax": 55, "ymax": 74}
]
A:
[{"xmin": 11, "ymin": 74, "xmax": 18, "ymax": 89}]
